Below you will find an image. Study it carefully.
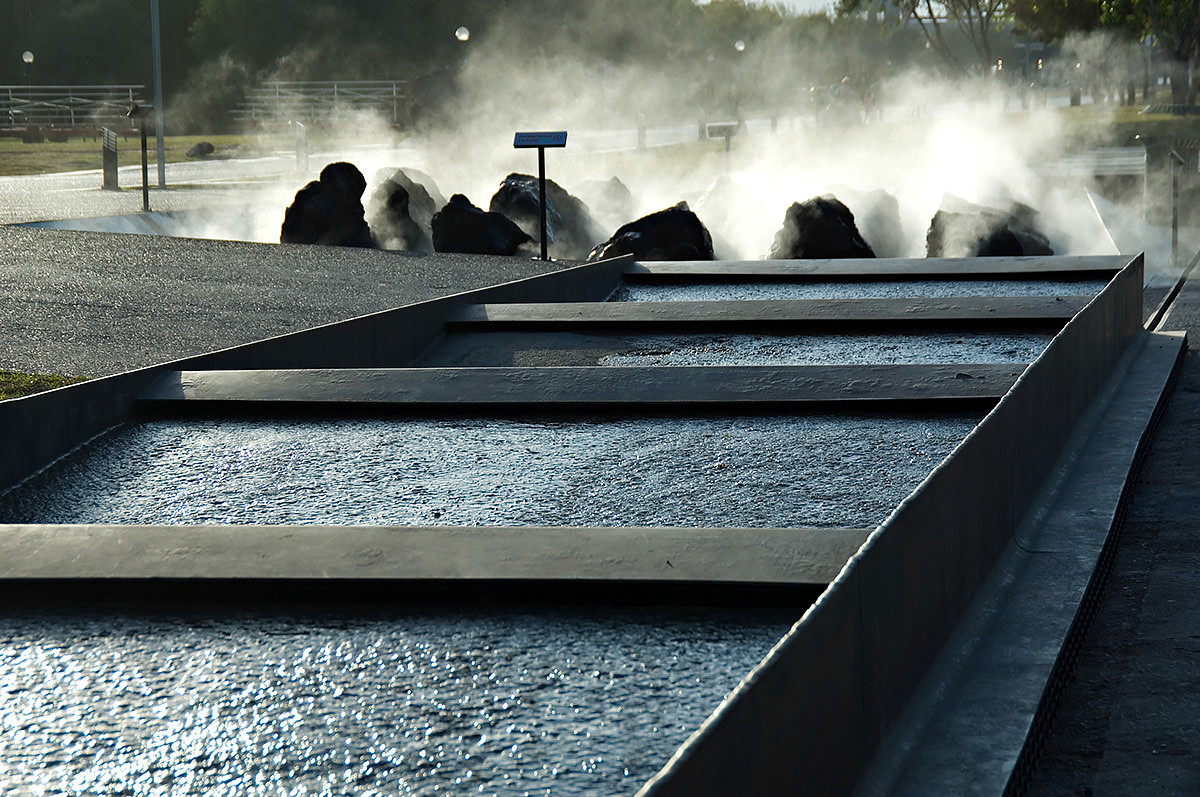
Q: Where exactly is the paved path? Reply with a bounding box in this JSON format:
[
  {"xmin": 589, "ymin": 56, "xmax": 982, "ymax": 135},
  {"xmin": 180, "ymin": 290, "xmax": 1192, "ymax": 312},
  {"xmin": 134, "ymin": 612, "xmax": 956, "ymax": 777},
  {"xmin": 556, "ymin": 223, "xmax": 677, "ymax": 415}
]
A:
[
  {"xmin": 1028, "ymin": 280, "xmax": 1200, "ymax": 793},
  {"xmin": 0, "ymin": 225, "xmax": 564, "ymax": 378}
]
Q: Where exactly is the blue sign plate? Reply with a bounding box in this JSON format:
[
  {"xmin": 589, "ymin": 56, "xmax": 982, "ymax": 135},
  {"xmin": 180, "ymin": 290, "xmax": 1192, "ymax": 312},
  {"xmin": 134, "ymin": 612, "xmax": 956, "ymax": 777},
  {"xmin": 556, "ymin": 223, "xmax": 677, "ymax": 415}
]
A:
[{"xmin": 514, "ymin": 131, "xmax": 568, "ymax": 148}]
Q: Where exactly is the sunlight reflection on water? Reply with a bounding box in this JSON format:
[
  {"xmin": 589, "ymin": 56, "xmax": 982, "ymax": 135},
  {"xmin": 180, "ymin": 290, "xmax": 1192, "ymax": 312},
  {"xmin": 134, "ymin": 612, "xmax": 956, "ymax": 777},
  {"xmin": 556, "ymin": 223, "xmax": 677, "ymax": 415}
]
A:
[
  {"xmin": 0, "ymin": 415, "xmax": 978, "ymax": 528},
  {"xmin": 0, "ymin": 606, "xmax": 796, "ymax": 796}
]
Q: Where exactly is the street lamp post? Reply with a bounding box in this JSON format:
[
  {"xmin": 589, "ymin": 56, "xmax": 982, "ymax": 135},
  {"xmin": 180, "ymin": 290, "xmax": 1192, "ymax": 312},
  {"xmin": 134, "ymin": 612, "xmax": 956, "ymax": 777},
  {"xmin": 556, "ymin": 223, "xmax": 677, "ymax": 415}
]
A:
[
  {"xmin": 21, "ymin": 51, "xmax": 33, "ymax": 122},
  {"xmin": 455, "ymin": 26, "xmax": 470, "ymax": 66},
  {"xmin": 151, "ymin": 0, "xmax": 166, "ymax": 188},
  {"xmin": 733, "ymin": 39, "xmax": 746, "ymax": 127}
]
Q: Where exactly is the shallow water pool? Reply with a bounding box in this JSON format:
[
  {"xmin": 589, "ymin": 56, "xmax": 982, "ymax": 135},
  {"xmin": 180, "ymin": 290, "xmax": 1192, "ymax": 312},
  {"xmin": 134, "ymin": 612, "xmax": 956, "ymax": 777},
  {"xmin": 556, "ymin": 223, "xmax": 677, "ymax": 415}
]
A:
[
  {"xmin": 0, "ymin": 605, "xmax": 797, "ymax": 796},
  {"xmin": 0, "ymin": 415, "xmax": 978, "ymax": 528}
]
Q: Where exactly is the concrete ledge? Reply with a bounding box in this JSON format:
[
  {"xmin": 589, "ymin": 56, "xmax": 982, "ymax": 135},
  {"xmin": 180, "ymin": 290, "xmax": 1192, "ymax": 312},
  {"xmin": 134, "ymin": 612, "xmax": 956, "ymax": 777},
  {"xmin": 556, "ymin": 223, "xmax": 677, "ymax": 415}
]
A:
[
  {"xmin": 625, "ymin": 256, "xmax": 1131, "ymax": 280},
  {"xmin": 0, "ymin": 525, "xmax": 871, "ymax": 586},
  {"xmin": 860, "ymin": 329, "xmax": 1186, "ymax": 794},
  {"xmin": 137, "ymin": 364, "xmax": 1025, "ymax": 406},
  {"xmin": 448, "ymin": 296, "xmax": 1089, "ymax": 329}
]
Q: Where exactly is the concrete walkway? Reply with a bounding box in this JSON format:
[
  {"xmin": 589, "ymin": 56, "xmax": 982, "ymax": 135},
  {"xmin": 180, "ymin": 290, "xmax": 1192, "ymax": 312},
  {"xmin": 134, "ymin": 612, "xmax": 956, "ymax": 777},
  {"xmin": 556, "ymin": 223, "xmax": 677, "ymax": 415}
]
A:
[
  {"xmin": 0, "ymin": 225, "xmax": 564, "ymax": 378},
  {"xmin": 1028, "ymin": 280, "xmax": 1200, "ymax": 793}
]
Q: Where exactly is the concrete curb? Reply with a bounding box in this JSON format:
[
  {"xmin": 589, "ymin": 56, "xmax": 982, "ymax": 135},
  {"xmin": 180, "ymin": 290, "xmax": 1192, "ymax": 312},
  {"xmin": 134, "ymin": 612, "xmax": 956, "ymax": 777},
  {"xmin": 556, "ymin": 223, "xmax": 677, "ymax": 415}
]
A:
[{"xmin": 0, "ymin": 525, "xmax": 871, "ymax": 586}]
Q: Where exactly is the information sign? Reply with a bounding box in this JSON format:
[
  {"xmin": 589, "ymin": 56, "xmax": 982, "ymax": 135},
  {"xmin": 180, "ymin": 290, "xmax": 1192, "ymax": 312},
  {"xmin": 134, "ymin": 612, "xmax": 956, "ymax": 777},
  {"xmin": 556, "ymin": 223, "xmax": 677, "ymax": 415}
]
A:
[{"xmin": 514, "ymin": 131, "xmax": 568, "ymax": 148}]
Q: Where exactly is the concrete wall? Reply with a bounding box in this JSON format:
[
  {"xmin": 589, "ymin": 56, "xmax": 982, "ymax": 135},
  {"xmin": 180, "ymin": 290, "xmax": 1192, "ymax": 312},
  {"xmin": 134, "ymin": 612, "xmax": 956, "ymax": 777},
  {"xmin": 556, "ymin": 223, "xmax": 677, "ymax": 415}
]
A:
[
  {"xmin": 638, "ymin": 255, "xmax": 1145, "ymax": 796},
  {"xmin": 0, "ymin": 256, "xmax": 628, "ymax": 493}
]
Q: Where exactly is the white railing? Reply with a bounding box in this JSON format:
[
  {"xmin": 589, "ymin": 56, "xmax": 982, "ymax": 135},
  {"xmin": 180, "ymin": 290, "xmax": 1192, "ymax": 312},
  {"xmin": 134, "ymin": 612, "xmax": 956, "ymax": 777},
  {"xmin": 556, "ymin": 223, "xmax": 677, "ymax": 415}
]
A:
[
  {"xmin": 232, "ymin": 80, "xmax": 409, "ymax": 125},
  {"xmin": 0, "ymin": 85, "xmax": 144, "ymax": 129}
]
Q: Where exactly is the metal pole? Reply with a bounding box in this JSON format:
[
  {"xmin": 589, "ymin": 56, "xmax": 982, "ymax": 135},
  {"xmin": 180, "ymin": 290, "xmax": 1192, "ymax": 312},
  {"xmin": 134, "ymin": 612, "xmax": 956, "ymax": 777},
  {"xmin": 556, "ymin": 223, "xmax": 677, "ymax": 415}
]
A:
[
  {"xmin": 140, "ymin": 120, "xmax": 150, "ymax": 212},
  {"xmin": 151, "ymin": 0, "xmax": 166, "ymax": 188},
  {"xmin": 538, "ymin": 146, "xmax": 548, "ymax": 261}
]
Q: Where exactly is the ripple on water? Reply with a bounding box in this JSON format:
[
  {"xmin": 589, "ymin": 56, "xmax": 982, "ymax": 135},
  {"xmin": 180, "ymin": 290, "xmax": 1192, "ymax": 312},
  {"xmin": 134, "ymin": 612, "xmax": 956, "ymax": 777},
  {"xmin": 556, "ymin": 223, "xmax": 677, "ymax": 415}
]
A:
[
  {"xmin": 0, "ymin": 415, "xmax": 979, "ymax": 527},
  {"xmin": 608, "ymin": 279, "xmax": 1109, "ymax": 303},
  {"xmin": 0, "ymin": 606, "xmax": 796, "ymax": 796},
  {"xmin": 597, "ymin": 331, "xmax": 1051, "ymax": 367}
]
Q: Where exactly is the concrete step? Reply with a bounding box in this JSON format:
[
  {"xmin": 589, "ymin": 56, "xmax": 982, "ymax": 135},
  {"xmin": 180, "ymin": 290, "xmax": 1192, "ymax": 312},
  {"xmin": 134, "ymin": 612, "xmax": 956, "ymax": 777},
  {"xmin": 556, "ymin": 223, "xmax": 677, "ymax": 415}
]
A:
[
  {"xmin": 447, "ymin": 296, "xmax": 1089, "ymax": 330},
  {"xmin": 0, "ymin": 523, "xmax": 873, "ymax": 587},
  {"xmin": 137, "ymin": 364, "xmax": 1026, "ymax": 407},
  {"xmin": 624, "ymin": 256, "xmax": 1131, "ymax": 280}
]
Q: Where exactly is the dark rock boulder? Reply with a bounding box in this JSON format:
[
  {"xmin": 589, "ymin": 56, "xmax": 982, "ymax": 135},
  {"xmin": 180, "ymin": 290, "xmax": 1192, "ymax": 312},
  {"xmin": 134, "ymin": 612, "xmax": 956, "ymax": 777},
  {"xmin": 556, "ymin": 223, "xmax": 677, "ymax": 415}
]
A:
[
  {"xmin": 586, "ymin": 202, "xmax": 715, "ymax": 262},
  {"xmin": 366, "ymin": 167, "xmax": 446, "ymax": 252},
  {"xmin": 280, "ymin": 161, "xmax": 376, "ymax": 248},
  {"xmin": 837, "ymin": 188, "xmax": 906, "ymax": 258},
  {"xmin": 572, "ymin": 176, "xmax": 635, "ymax": 234},
  {"xmin": 764, "ymin": 196, "xmax": 875, "ymax": 259},
  {"xmin": 691, "ymin": 175, "xmax": 751, "ymax": 260},
  {"xmin": 926, "ymin": 195, "xmax": 1054, "ymax": 257},
  {"xmin": 185, "ymin": 141, "xmax": 215, "ymax": 159},
  {"xmin": 488, "ymin": 173, "xmax": 603, "ymax": 260},
  {"xmin": 431, "ymin": 194, "xmax": 533, "ymax": 256}
]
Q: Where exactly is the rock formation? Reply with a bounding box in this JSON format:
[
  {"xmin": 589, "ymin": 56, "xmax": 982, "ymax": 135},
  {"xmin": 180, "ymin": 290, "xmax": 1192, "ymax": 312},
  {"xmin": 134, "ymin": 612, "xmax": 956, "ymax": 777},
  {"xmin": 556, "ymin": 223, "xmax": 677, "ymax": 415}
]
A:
[
  {"xmin": 926, "ymin": 195, "xmax": 1054, "ymax": 257},
  {"xmin": 366, "ymin": 167, "xmax": 446, "ymax": 252},
  {"xmin": 431, "ymin": 194, "xmax": 532, "ymax": 256},
  {"xmin": 586, "ymin": 202, "xmax": 715, "ymax": 262},
  {"xmin": 280, "ymin": 162, "xmax": 376, "ymax": 248},
  {"xmin": 488, "ymin": 173, "xmax": 603, "ymax": 260},
  {"xmin": 764, "ymin": 196, "xmax": 875, "ymax": 259}
]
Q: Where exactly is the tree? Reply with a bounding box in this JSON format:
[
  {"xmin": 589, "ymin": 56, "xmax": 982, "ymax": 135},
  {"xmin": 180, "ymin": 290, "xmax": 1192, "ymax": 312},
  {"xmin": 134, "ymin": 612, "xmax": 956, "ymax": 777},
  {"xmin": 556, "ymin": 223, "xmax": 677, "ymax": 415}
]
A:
[
  {"xmin": 1007, "ymin": 0, "xmax": 1101, "ymax": 41},
  {"xmin": 837, "ymin": 0, "xmax": 1006, "ymax": 75},
  {"xmin": 1143, "ymin": 0, "xmax": 1200, "ymax": 104},
  {"xmin": 906, "ymin": 0, "xmax": 1008, "ymax": 74}
]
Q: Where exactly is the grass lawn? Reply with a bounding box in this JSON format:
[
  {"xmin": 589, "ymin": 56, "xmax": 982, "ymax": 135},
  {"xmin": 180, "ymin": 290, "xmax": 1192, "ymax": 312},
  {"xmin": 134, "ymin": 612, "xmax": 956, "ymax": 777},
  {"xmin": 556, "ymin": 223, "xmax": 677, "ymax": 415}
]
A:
[
  {"xmin": 0, "ymin": 371, "xmax": 85, "ymax": 400},
  {"xmin": 0, "ymin": 133, "xmax": 279, "ymax": 177},
  {"xmin": 1056, "ymin": 104, "xmax": 1200, "ymax": 147}
]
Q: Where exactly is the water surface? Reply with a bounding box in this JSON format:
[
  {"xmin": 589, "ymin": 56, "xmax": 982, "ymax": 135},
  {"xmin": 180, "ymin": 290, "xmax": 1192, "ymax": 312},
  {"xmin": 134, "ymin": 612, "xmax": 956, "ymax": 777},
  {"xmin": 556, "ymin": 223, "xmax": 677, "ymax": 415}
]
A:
[
  {"xmin": 609, "ymin": 279, "xmax": 1107, "ymax": 303},
  {"xmin": 0, "ymin": 605, "xmax": 796, "ymax": 796},
  {"xmin": 0, "ymin": 416, "xmax": 978, "ymax": 528}
]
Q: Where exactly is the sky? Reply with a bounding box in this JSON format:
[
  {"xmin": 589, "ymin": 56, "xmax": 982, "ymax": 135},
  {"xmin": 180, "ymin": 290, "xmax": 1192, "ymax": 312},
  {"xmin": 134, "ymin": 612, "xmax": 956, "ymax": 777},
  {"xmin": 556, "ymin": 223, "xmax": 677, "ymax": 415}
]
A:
[
  {"xmin": 695, "ymin": 0, "xmax": 838, "ymax": 14},
  {"xmin": 770, "ymin": 0, "xmax": 838, "ymax": 12}
]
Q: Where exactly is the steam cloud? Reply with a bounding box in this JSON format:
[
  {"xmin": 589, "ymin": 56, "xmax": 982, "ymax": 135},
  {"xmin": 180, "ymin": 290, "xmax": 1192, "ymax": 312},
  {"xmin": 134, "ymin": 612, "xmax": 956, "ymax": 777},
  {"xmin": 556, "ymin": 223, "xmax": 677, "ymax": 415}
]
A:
[{"xmin": 166, "ymin": 24, "xmax": 1152, "ymax": 270}]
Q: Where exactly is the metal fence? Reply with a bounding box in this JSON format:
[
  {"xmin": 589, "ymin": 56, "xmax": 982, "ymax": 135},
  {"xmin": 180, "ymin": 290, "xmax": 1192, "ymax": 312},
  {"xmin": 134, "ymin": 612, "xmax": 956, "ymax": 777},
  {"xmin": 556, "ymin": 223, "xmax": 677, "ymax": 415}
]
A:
[
  {"xmin": 0, "ymin": 85, "xmax": 144, "ymax": 129},
  {"xmin": 231, "ymin": 80, "xmax": 410, "ymax": 125}
]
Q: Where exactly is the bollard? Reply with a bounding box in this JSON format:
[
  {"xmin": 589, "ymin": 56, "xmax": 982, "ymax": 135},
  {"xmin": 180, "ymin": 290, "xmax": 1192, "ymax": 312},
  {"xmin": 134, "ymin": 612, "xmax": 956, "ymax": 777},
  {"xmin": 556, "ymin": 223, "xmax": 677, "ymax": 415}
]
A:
[{"xmin": 101, "ymin": 128, "xmax": 119, "ymax": 191}]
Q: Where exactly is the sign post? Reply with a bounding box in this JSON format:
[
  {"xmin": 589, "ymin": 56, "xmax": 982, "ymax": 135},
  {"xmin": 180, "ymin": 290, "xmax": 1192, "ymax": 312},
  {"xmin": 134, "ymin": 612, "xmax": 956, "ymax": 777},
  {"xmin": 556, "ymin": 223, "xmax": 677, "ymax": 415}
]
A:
[
  {"xmin": 514, "ymin": 131, "xmax": 567, "ymax": 260},
  {"xmin": 706, "ymin": 122, "xmax": 739, "ymax": 172},
  {"xmin": 127, "ymin": 103, "xmax": 152, "ymax": 212}
]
